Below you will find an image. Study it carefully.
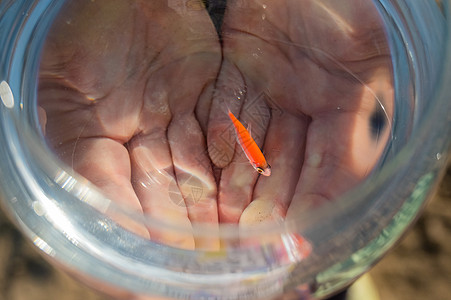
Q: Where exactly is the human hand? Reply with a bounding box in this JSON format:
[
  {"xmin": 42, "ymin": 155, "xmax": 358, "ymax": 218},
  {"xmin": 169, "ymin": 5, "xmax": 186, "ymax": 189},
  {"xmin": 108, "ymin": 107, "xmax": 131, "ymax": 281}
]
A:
[
  {"xmin": 38, "ymin": 0, "xmax": 221, "ymax": 249},
  {"xmin": 207, "ymin": 0, "xmax": 394, "ymax": 225}
]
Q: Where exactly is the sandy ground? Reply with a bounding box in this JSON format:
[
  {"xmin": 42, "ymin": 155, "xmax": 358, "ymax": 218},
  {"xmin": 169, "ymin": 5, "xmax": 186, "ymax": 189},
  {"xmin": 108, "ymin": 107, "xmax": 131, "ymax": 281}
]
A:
[
  {"xmin": 0, "ymin": 163, "xmax": 450, "ymax": 300},
  {"xmin": 369, "ymin": 163, "xmax": 451, "ymax": 300}
]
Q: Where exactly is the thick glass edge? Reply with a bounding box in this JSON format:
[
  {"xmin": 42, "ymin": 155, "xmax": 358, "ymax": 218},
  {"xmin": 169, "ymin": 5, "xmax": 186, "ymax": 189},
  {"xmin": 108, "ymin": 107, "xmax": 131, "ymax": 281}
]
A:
[{"xmin": 0, "ymin": 0, "xmax": 450, "ymax": 298}]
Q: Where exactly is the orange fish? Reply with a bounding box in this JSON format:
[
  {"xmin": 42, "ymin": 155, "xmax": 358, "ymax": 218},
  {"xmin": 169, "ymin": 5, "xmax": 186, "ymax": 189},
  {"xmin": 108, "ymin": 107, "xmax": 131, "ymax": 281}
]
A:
[{"xmin": 228, "ymin": 110, "xmax": 271, "ymax": 176}]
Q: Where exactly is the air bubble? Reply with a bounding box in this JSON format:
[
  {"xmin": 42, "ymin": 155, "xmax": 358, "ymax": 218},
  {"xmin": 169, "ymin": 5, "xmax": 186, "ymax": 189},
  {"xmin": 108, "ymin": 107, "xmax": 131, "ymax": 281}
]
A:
[
  {"xmin": 32, "ymin": 201, "xmax": 46, "ymax": 216},
  {"xmin": 0, "ymin": 81, "xmax": 14, "ymax": 108}
]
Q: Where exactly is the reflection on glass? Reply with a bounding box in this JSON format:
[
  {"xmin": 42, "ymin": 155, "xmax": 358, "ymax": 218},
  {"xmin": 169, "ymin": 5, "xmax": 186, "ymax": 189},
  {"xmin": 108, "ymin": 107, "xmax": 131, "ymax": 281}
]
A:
[{"xmin": 38, "ymin": 0, "xmax": 393, "ymax": 251}]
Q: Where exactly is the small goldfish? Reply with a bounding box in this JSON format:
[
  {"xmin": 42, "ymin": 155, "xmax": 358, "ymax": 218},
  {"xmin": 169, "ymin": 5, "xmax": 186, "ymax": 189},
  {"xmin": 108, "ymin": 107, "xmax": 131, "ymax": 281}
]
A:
[{"xmin": 228, "ymin": 110, "xmax": 271, "ymax": 176}]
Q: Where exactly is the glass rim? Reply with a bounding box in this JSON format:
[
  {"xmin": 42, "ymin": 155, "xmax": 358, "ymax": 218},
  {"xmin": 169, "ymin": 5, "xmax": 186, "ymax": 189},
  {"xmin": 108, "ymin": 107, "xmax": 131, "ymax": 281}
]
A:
[
  {"xmin": 1, "ymin": 1, "xmax": 451, "ymax": 298},
  {"xmin": 0, "ymin": 0, "xmax": 448, "ymax": 240}
]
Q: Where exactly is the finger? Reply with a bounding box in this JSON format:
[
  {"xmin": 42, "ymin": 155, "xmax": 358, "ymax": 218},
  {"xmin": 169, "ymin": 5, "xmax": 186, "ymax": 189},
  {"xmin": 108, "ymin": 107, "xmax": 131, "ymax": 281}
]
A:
[
  {"xmin": 236, "ymin": 113, "xmax": 311, "ymax": 258},
  {"xmin": 207, "ymin": 60, "xmax": 246, "ymax": 168},
  {"xmin": 287, "ymin": 73, "xmax": 394, "ymax": 219},
  {"xmin": 168, "ymin": 114, "xmax": 220, "ymax": 250},
  {"xmin": 160, "ymin": 36, "xmax": 221, "ymax": 249},
  {"xmin": 239, "ymin": 113, "xmax": 309, "ymax": 226},
  {"xmin": 216, "ymin": 89, "xmax": 271, "ymax": 223},
  {"xmin": 56, "ymin": 137, "xmax": 150, "ymax": 238},
  {"xmin": 286, "ymin": 114, "xmax": 365, "ymax": 216},
  {"xmin": 39, "ymin": 82, "xmax": 149, "ymax": 238},
  {"xmin": 129, "ymin": 132, "xmax": 196, "ymax": 250},
  {"xmin": 217, "ymin": 158, "xmax": 258, "ymax": 224}
]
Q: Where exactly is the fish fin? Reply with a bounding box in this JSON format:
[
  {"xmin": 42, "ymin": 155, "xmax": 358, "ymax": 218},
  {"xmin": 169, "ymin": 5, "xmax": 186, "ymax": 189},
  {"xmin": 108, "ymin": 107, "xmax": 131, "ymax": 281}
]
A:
[{"xmin": 220, "ymin": 100, "xmax": 234, "ymax": 116}]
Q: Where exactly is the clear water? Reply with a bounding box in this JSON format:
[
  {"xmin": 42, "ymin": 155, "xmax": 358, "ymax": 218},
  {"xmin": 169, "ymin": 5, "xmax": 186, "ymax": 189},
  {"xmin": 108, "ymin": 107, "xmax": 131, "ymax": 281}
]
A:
[
  {"xmin": 0, "ymin": 1, "xmax": 450, "ymax": 299},
  {"xmin": 37, "ymin": 0, "xmax": 397, "ymax": 244}
]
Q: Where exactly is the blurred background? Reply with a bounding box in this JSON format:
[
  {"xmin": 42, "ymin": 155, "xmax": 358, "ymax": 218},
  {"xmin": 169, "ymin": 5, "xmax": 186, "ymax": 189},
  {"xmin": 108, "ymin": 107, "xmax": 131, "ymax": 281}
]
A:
[{"xmin": 0, "ymin": 162, "xmax": 450, "ymax": 300}]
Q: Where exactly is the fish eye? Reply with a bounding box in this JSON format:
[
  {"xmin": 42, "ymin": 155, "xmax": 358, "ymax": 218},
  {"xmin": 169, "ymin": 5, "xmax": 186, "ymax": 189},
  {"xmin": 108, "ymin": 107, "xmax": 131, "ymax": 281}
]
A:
[{"xmin": 256, "ymin": 167, "xmax": 264, "ymax": 173}]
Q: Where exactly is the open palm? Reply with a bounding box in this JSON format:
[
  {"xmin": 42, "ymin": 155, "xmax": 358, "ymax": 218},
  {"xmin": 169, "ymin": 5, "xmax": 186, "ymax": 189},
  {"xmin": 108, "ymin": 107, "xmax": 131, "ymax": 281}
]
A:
[
  {"xmin": 206, "ymin": 0, "xmax": 394, "ymax": 225},
  {"xmin": 39, "ymin": 0, "xmax": 221, "ymax": 249}
]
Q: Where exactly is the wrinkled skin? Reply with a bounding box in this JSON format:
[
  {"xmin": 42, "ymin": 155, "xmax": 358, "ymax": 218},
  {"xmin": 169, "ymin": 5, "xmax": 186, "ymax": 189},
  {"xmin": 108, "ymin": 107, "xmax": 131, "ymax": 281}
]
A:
[
  {"xmin": 207, "ymin": 0, "xmax": 393, "ymax": 226},
  {"xmin": 39, "ymin": 0, "xmax": 393, "ymax": 249},
  {"xmin": 39, "ymin": 0, "xmax": 221, "ymax": 249}
]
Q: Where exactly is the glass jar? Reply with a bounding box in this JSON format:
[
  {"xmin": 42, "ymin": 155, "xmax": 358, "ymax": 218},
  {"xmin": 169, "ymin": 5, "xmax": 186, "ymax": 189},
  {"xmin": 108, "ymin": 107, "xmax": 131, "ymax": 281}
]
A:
[{"xmin": 0, "ymin": 1, "xmax": 450, "ymax": 299}]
